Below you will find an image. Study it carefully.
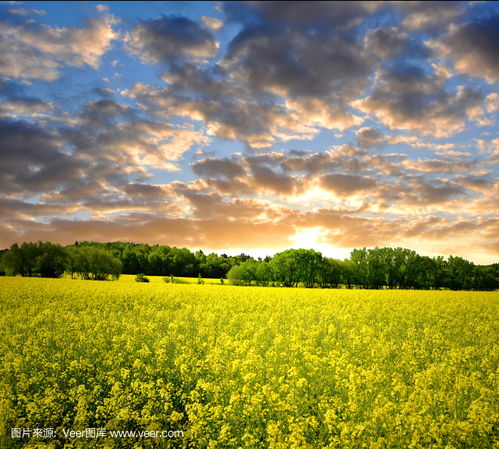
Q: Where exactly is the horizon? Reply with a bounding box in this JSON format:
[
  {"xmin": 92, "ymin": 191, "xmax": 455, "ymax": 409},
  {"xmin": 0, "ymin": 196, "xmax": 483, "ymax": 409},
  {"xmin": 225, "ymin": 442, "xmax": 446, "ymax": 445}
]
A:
[
  {"xmin": 1, "ymin": 1, "xmax": 498, "ymax": 264},
  {"xmin": 2, "ymin": 239, "xmax": 496, "ymax": 266}
]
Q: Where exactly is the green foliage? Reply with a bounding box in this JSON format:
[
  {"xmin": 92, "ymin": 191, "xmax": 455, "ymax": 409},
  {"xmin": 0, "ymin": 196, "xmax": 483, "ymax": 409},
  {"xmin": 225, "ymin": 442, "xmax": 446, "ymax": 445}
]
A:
[
  {"xmin": 1, "ymin": 240, "xmax": 497, "ymax": 290},
  {"xmin": 135, "ymin": 273, "xmax": 150, "ymax": 283},
  {"xmin": 66, "ymin": 246, "xmax": 122, "ymax": 280},
  {"xmin": 163, "ymin": 274, "xmax": 175, "ymax": 284},
  {"xmin": 162, "ymin": 275, "xmax": 189, "ymax": 284},
  {"xmin": 226, "ymin": 265, "xmax": 243, "ymax": 285},
  {"xmin": 0, "ymin": 242, "xmax": 66, "ymax": 278},
  {"xmin": 270, "ymin": 249, "xmax": 324, "ymax": 287}
]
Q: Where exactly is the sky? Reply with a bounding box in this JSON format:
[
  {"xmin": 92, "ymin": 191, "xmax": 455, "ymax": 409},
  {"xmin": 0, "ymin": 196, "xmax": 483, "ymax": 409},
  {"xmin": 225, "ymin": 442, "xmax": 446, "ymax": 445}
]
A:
[{"xmin": 0, "ymin": 1, "xmax": 498, "ymax": 264}]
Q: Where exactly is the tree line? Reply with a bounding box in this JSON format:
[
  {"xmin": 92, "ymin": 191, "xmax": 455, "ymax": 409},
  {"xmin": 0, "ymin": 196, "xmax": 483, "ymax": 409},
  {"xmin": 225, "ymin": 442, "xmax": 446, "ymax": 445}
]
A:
[
  {"xmin": 0, "ymin": 241, "xmax": 497, "ymax": 290},
  {"xmin": 0, "ymin": 242, "xmax": 122, "ymax": 280},
  {"xmin": 227, "ymin": 247, "xmax": 498, "ymax": 291}
]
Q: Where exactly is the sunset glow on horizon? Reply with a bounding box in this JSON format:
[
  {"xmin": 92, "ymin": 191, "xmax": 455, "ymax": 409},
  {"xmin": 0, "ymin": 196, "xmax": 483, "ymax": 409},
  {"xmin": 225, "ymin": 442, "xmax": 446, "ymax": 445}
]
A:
[{"xmin": 0, "ymin": 1, "xmax": 498, "ymax": 264}]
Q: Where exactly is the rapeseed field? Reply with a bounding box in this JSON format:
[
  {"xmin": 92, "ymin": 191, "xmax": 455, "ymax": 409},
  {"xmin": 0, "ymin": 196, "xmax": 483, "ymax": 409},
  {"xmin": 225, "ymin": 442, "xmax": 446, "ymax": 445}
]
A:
[{"xmin": 0, "ymin": 277, "xmax": 497, "ymax": 448}]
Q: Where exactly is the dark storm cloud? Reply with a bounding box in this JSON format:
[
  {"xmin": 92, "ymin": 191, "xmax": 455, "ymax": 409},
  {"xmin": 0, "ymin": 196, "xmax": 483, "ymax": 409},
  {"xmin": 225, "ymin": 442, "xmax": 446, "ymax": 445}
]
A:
[
  {"xmin": 433, "ymin": 12, "xmax": 499, "ymax": 83},
  {"xmin": 127, "ymin": 15, "xmax": 218, "ymax": 64}
]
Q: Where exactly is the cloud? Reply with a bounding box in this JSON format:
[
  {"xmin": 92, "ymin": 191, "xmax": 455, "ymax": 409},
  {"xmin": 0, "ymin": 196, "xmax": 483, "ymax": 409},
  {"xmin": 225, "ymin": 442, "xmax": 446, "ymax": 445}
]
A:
[
  {"xmin": 0, "ymin": 97, "xmax": 54, "ymax": 118},
  {"xmin": 8, "ymin": 7, "xmax": 46, "ymax": 16},
  {"xmin": 0, "ymin": 216, "xmax": 296, "ymax": 251},
  {"xmin": 127, "ymin": 15, "xmax": 218, "ymax": 64},
  {"xmin": 398, "ymin": 176, "xmax": 470, "ymax": 206},
  {"xmin": 0, "ymin": 14, "xmax": 116, "ymax": 81},
  {"xmin": 356, "ymin": 127, "xmax": 385, "ymax": 148},
  {"xmin": 0, "ymin": 2, "xmax": 497, "ymax": 265},
  {"xmin": 127, "ymin": 77, "xmax": 318, "ymax": 149},
  {"xmin": 66, "ymin": 99, "xmax": 210, "ymax": 170},
  {"xmin": 224, "ymin": 1, "xmax": 381, "ymax": 30},
  {"xmin": 364, "ymin": 26, "xmax": 408, "ymax": 59},
  {"xmin": 354, "ymin": 65, "xmax": 486, "ymax": 137},
  {"xmin": 247, "ymin": 161, "xmax": 304, "ymax": 196},
  {"xmin": 191, "ymin": 156, "xmax": 245, "ymax": 179},
  {"xmin": 224, "ymin": 26, "xmax": 369, "ymax": 130},
  {"xmin": 320, "ymin": 174, "xmax": 378, "ymax": 196},
  {"xmin": 96, "ymin": 4, "xmax": 109, "ymax": 13},
  {"xmin": 121, "ymin": 183, "xmax": 173, "ymax": 199},
  {"xmin": 201, "ymin": 16, "xmax": 223, "ymax": 31},
  {"xmin": 400, "ymin": 1, "xmax": 464, "ymax": 31},
  {"xmin": 0, "ymin": 118, "xmax": 85, "ymax": 195},
  {"xmin": 431, "ymin": 12, "xmax": 499, "ymax": 83},
  {"xmin": 401, "ymin": 156, "xmax": 479, "ymax": 174}
]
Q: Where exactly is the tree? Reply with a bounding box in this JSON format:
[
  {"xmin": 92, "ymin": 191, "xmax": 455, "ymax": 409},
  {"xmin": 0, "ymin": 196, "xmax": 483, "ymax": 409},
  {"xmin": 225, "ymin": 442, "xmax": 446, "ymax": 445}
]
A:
[
  {"xmin": 169, "ymin": 247, "xmax": 197, "ymax": 276},
  {"xmin": 147, "ymin": 245, "xmax": 172, "ymax": 275},
  {"xmin": 446, "ymin": 256, "xmax": 474, "ymax": 290},
  {"xmin": 238, "ymin": 260, "xmax": 259, "ymax": 285},
  {"xmin": 255, "ymin": 262, "xmax": 273, "ymax": 286},
  {"xmin": 227, "ymin": 265, "xmax": 243, "ymax": 285},
  {"xmin": 135, "ymin": 274, "xmax": 150, "ymax": 282},
  {"xmin": 339, "ymin": 259, "xmax": 356, "ymax": 288},
  {"xmin": 317, "ymin": 258, "xmax": 342, "ymax": 288},
  {"xmin": 66, "ymin": 246, "xmax": 121, "ymax": 280},
  {"xmin": 1, "ymin": 243, "xmax": 26, "ymax": 276},
  {"xmin": 350, "ymin": 248, "xmax": 368, "ymax": 288},
  {"xmin": 270, "ymin": 249, "xmax": 323, "ymax": 287},
  {"xmin": 35, "ymin": 242, "xmax": 67, "ymax": 278},
  {"xmin": 366, "ymin": 248, "xmax": 385, "ymax": 289},
  {"xmin": 1, "ymin": 242, "xmax": 66, "ymax": 278}
]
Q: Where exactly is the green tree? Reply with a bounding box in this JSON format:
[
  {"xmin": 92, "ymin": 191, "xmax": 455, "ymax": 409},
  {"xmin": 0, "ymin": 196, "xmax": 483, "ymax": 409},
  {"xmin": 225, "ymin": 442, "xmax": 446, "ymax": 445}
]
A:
[
  {"xmin": 255, "ymin": 262, "xmax": 273, "ymax": 286},
  {"xmin": 67, "ymin": 246, "xmax": 121, "ymax": 280},
  {"xmin": 227, "ymin": 265, "xmax": 243, "ymax": 285},
  {"xmin": 270, "ymin": 249, "xmax": 323, "ymax": 287},
  {"xmin": 35, "ymin": 242, "xmax": 67, "ymax": 278}
]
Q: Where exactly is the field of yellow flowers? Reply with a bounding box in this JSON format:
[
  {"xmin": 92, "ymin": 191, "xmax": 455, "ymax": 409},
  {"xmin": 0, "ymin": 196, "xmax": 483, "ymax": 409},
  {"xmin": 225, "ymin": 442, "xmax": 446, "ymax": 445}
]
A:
[{"xmin": 0, "ymin": 277, "xmax": 497, "ymax": 448}]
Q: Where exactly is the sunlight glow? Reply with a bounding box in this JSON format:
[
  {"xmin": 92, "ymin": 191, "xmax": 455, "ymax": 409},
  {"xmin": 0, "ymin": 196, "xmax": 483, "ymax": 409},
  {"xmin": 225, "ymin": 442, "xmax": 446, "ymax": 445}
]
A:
[{"xmin": 292, "ymin": 226, "xmax": 351, "ymax": 260}]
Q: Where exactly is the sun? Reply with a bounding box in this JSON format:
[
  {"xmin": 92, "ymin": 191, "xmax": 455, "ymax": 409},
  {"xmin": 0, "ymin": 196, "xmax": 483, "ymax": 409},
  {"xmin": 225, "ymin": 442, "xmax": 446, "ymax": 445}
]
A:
[{"xmin": 291, "ymin": 226, "xmax": 350, "ymax": 260}]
